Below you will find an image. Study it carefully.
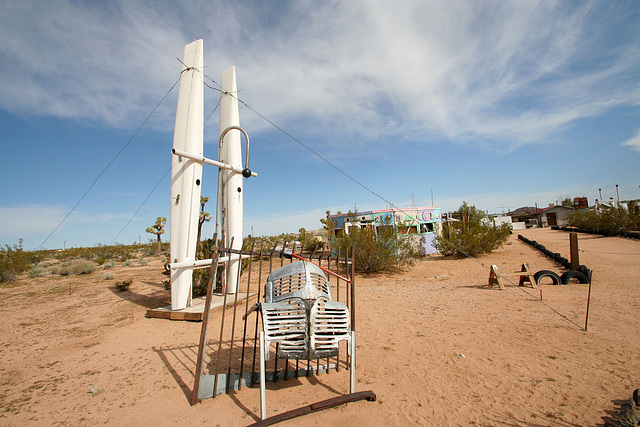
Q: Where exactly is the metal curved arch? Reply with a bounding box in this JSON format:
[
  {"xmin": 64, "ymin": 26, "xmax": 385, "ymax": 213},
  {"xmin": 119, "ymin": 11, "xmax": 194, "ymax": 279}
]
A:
[{"xmin": 218, "ymin": 125, "xmax": 251, "ymax": 172}]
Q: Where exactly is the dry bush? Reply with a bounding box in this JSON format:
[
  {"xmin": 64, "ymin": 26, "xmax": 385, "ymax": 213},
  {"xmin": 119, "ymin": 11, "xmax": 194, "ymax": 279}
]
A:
[
  {"xmin": 58, "ymin": 260, "xmax": 97, "ymax": 276},
  {"xmin": 115, "ymin": 278, "xmax": 133, "ymax": 292}
]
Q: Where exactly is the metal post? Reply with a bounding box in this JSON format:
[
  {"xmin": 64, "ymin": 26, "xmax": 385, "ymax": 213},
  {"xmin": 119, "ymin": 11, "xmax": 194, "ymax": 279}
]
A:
[
  {"xmin": 585, "ymin": 271, "xmax": 593, "ymax": 331},
  {"xmin": 259, "ymin": 331, "xmax": 267, "ymax": 420},
  {"xmin": 350, "ymin": 331, "xmax": 356, "ymax": 394}
]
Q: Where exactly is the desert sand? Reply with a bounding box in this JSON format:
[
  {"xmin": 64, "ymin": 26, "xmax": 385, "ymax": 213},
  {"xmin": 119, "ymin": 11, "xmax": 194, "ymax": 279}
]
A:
[{"xmin": 1, "ymin": 228, "xmax": 639, "ymax": 426}]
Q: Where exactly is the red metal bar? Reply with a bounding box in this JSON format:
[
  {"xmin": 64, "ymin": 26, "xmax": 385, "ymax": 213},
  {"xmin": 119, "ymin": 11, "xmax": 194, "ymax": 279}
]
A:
[
  {"xmin": 289, "ymin": 252, "xmax": 352, "ymax": 283},
  {"xmin": 585, "ymin": 270, "xmax": 593, "ymax": 331}
]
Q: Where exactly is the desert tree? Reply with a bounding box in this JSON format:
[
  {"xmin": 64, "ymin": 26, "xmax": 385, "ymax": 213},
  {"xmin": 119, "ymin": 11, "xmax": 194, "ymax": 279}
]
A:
[
  {"xmin": 196, "ymin": 196, "xmax": 211, "ymax": 255},
  {"xmin": 146, "ymin": 217, "xmax": 166, "ymax": 254}
]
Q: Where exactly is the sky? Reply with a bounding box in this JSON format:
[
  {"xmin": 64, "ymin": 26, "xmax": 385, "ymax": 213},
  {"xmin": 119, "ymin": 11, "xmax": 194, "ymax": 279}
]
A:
[{"xmin": 1, "ymin": 0, "xmax": 639, "ymax": 250}]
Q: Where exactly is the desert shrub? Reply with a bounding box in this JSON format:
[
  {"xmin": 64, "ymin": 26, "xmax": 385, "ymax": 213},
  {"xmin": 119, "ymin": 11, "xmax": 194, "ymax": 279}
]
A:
[
  {"xmin": 57, "ymin": 244, "xmax": 134, "ymax": 263},
  {"xmin": 139, "ymin": 258, "xmax": 149, "ymax": 266},
  {"xmin": 0, "ymin": 239, "xmax": 44, "ymax": 282},
  {"xmin": 102, "ymin": 261, "xmax": 115, "ymax": 270},
  {"xmin": 122, "ymin": 260, "xmax": 134, "ymax": 267},
  {"xmin": 434, "ymin": 202, "xmax": 511, "ymax": 257},
  {"xmin": 304, "ymin": 237, "xmax": 324, "ymax": 253},
  {"xmin": 191, "ymin": 238, "xmax": 254, "ymax": 297},
  {"xmin": 102, "ymin": 272, "xmax": 114, "ymax": 280},
  {"xmin": 37, "ymin": 259, "xmax": 58, "ymax": 268},
  {"xmin": 58, "ymin": 259, "xmax": 97, "ymax": 276},
  {"xmin": 115, "ymin": 278, "xmax": 133, "ymax": 292},
  {"xmin": 192, "ymin": 238, "xmax": 220, "ymax": 297},
  {"xmin": 333, "ymin": 227, "xmax": 421, "ymax": 274},
  {"xmin": 568, "ymin": 207, "xmax": 638, "ymax": 235},
  {"xmin": 29, "ymin": 267, "xmax": 49, "ymax": 278}
]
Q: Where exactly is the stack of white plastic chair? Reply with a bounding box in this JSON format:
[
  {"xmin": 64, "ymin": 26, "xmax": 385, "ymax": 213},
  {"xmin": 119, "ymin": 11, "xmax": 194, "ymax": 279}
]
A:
[{"xmin": 258, "ymin": 260, "xmax": 354, "ymax": 419}]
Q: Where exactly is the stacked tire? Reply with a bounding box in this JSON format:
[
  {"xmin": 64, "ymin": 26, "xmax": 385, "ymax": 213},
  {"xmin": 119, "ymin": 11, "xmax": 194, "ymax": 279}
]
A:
[{"xmin": 518, "ymin": 234, "xmax": 592, "ymax": 284}]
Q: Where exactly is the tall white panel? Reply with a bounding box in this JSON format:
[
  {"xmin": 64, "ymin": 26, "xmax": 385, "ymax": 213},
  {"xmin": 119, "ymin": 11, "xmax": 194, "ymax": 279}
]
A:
[
  {"xmin": 169, "ymin": 40, "xmax": 204, "ymax": 310},
  {"xmin": 219, "ymin": 66, "xmax": 242, "ymax": 294}
]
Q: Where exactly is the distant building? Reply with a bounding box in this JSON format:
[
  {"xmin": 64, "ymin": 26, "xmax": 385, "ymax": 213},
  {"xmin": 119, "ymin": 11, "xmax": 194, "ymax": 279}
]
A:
[
  {"xmin": 328, "ymin": 207, "xmax": 442, "ymax": 255},
  {"xmin": 535, "ymin": 205, "xmax": 574, "ymax": 227}
]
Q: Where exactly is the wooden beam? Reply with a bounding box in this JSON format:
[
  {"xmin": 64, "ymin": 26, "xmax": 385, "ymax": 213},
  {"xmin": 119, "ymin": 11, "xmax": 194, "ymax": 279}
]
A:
[{"xmin": 570, "ymin": 232, "xmax": 580, "ymax": 271}]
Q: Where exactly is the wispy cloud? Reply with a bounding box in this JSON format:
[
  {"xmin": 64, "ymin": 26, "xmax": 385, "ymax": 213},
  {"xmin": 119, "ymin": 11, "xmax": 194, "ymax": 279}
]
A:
[
  {"xmin": 1, "ymin": 0, "xmax": 638, "ymax": 152},
  {"xmin": 621, "ymin": 129, "xmax": 640, "ymax": 152},
  {"xmin": 0, "ymin": 205, "xmax": 69, "ymax": 237},
  {"xmin": 0, "ymin": 204, "xmax": 132, "ymax": 246},
  {"xmin": 243, "ymin": 207, "xmax": 329, "ymax": 237}
]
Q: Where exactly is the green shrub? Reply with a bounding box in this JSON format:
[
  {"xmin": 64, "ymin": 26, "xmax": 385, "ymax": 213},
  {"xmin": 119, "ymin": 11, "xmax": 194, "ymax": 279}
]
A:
[
  {"xmin": 434, "ymin": 202, "xmax": 511, "ymax": 257},
  {"xmin": 568, "ymin": 206, "xmax": 638, "ymax": 235},
  {"xmin": 304, "ymin": 237, "xmax": 324, "ymax": 253},
  {"xmin": 192, "ymin": 239, "xmax": 218, "ymax": 297},
  {"xmin": 0, "ymin": 239, "xmax": 47, "ymax": 282},
  {"xmin": 115, "ymin": 278, "xmax": 133, "ymax": 292},
  {"xmin": 333, "ymin": 227, "xmax": 422, "ymax": 274}
]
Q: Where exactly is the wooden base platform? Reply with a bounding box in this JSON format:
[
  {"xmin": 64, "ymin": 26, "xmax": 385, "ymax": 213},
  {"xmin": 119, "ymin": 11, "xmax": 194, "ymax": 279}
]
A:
[{"xmin": 146, "ymin": 292, "xmax": 255, "ymax": 321}]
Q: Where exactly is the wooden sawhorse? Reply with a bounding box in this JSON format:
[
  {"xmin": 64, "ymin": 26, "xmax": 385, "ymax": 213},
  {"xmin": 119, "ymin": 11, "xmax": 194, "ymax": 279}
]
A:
[{"xmin": 488, "ymin": 262, "xmax": 537, "ymax": 290}]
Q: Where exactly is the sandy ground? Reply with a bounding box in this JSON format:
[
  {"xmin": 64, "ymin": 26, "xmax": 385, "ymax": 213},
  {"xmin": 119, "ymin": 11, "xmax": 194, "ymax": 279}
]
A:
[{"xmin": 1, "ymin": 228, "xmax": 639, "ymax": 426}]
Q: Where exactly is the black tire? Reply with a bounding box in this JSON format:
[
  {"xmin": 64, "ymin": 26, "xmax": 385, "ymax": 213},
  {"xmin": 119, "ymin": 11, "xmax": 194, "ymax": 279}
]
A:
[
  {"xmin": 577, "ymin": 265, "xmax": 591, "ymax": 282},
  {"xmin": 561, "ymin": 270, "xmax": 589, "ymax": 284},
  {"xmin": 534, "ymin": 270, "xmax": 561, "ymax": 285}
]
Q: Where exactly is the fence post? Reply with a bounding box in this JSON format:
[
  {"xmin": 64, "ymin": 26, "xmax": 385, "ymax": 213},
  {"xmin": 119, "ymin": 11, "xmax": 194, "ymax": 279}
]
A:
[{"xmin": 570, "ymin": 232, "xmax": 579, "ymax": 270}]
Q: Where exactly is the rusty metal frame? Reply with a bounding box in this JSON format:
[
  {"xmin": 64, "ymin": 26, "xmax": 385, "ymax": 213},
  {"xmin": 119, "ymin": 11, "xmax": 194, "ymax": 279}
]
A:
[{"xmin": 192, "ymin": 240, "xmax": 368, "ymax": 413}]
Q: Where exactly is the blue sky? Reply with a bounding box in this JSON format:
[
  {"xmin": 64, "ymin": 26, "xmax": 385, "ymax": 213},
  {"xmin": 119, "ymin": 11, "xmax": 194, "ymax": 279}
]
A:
[{"xmin": 1, "ymin": 0, "xmax": 639, "ymax": 250}]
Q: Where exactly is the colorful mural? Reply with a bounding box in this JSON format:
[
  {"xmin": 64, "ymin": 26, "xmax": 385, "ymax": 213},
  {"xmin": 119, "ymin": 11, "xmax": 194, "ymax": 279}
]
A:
[{"xmin": 328, "ymin": 207, "xmax": 442, "ymax": 254}]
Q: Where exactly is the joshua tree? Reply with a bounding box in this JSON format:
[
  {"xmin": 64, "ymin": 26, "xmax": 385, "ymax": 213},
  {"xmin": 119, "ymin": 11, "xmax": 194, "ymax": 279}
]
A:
[
  {"xmin": 196, "ymin": 196, "xmax": 211, "ymax": 255},
  {"xmin": 146, "ymin": 217, "xmax": 166, "ymax": 254}
]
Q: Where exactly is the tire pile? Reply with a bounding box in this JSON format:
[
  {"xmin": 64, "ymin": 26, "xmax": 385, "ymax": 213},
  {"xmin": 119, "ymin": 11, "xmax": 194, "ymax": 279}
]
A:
[
  {"xmin": 552, "ymin": 225, "xmax": 640, "ymax": 240},
  {"xmin": 517, "ymin": 234, "xmax": 591, "ymax": 285}
]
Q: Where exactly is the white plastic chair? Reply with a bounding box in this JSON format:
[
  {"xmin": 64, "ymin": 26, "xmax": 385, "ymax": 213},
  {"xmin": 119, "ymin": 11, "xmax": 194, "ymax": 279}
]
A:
[{"xmin": 258, "ymin": 260, "xmax": 354, "ymax": 419}]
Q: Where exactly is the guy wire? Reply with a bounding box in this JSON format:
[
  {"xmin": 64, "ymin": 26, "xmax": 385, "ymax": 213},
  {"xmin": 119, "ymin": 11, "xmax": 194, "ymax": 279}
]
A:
[
  {"xmin": 38, "ymin": 76, "xmax": 182, "ymax": 249},
  {"xmin": 202, "ymin": 73, "xmax": 586, "ymax": 330}
]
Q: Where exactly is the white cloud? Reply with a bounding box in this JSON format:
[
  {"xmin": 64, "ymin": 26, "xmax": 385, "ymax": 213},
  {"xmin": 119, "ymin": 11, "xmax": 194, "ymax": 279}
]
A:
[
  {"xmin": 243, "ymin": 207, "xmax": 330, "ymax": 237},
  {"xmin": 0, "ymin": 204, "xmax": 142, "ymax": 249},
  {"xmin": 0, "ymin": 205, "xmax": 68, "ymax": 237},
  {"xmin": 621, "ymin": 129, "xmax": 640, "ymax": 153},
  {"xmin": 0, "ymin": 0, "xmax": 638, "ymax": 151}
]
